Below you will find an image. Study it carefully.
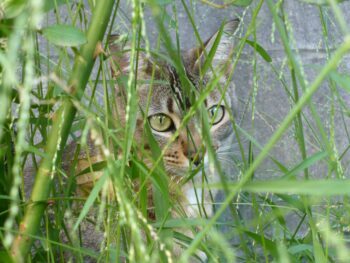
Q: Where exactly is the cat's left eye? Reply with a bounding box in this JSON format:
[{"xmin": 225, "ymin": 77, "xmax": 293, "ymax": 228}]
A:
[
  {"xmin": 148, "ymin": 114, "xmax": 174, "ymax": 132},
  {"xmin": 208, "ymin": 105, "xmax": 225, "ymax": 125}
]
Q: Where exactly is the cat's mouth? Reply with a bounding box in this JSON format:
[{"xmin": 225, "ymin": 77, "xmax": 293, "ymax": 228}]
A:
[
  {"xmin": 160, "ymin": 144, "xmax": 207, "ymax": 177},
  {"xmin": 163, "ymin": 156, "xmax": 204, "ymax": 178}
]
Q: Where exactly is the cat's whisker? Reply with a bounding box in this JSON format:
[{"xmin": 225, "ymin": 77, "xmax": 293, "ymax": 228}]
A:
[
  {"xmin": 216, "ymin": 149, "xmax": 237, "ymax": 154},
  {"xmin": 217, "ymin": 153, "xmax": 241, "ymax": 162},
  {"xmin": 203, "ymin": 154, "xmax": 237, "ymax": 165},
  {"xmin": 216, "ymin": 144, "xmax": 241, "ymax": 152},
  {"xmin": 216, "ymin": 151, "xmax": 241, "ymax": 157},
  {"xmin": 217, "ymin": 138, "xmax": 249, "ymax": 149},
  {"xmin": 218, "ymin": 144, "xmax": 236, "ymax": 150},
  {"xmin": 217, "ymin": 158, "xmax": 236, "ymax": 166}
]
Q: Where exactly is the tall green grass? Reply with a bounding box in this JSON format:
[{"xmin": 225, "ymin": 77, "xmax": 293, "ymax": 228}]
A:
[{"xmin": 0, "ymin": 0, "xmax": 350, "ymax": 262}]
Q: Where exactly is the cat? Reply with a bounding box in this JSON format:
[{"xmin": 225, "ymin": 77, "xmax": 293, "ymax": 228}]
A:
[{"xmin": 64, "ymin": 18, "xmax": 239, "ymax": 261}]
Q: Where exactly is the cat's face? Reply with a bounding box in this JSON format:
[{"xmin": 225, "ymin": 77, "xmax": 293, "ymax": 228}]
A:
[{"xmin": 109, "ymin": 20, "xmax": 238, "ymax": 177}]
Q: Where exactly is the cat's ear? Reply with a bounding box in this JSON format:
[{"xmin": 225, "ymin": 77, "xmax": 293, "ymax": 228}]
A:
[
  {"xmin": 185, "ymin": 19, "xmax": 239, "ymax": 77},
  {"xmin": 108, "ymin": 34, "xmax": 150, "ymax": 78}
]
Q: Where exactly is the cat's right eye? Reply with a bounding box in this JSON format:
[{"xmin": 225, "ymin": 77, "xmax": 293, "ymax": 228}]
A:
[
  {"xmin": 208, "ymin": 105, "xmax": 225, "ymax": 125},
  {"xmin": 148, "ymin": 114, "xmax": 174, "ymax": 132}
]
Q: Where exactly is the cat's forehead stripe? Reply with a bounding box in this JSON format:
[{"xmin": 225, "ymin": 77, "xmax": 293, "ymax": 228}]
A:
[
  {"xmin": 167, "ymin": 97, "xmax": 173, "ymax": 113},
  {"xmin": 167, "ymin": 65, "xmax": 184, "ymax": 107},
  {"xmin": 167, "ymin": 65, "xmax": 197, "ymax": 110}
]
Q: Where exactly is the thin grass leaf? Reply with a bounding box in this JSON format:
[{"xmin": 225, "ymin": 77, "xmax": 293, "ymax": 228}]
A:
[
  {"xmin": 23, "ymin": 144, "xmax": 46, "ymax": 158},
  {"xmin": 201, "ymin": 21, "xmax": 225, "ymax": 75},
  {"xmin": 276, "ymin": 194, "xmax": 306, "ymax": 213},
  {"xmin": 245, "ymin": 39, "xmax": 272, "ymax": 62},
  {"xmin": 282, "ymin": 151, "xmax": 328, "ymax": 179},
  {"xmin": 234, "ymin": 0, "xmax": 253, "ymax": 6},
  {"xmin": 236, "ymin": 125, "xmax": 288, "ymax": 173},
  {"xmin": 288, "ymin": 244, "xmax": 313, "ymax": 255},
  {"xmin": 244, "ymin": 231, "xmax": 279, "ymax": 258},
  {"xmin": 73, "ymin": 170, "xmax": 108, "ymax": 231},
  {"xmin": 76, "ymin": 161, "xmax": 107, "ymax": 176}
]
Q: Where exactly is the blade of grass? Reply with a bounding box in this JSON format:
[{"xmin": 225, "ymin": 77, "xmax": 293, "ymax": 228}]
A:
[
  {"xmin": 226, "ymin": 179, "xmax": 350, "ymax": 196},
  {"xmin": 282, "ymin": 151, "xmax": 328, "ymax": 179},
  {"xmin": 73, "ymin": 170, "xmax": 108, "ymax": 231}
]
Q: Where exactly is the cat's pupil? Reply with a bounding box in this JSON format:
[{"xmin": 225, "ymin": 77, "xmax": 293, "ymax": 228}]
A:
[
  {"xmin": 159, "ymin": 116, "xmax": 165, "ymax": 124},
  {"xmin": 209, "ymin": 106, "xmax": 217, "ymax": 117},
  {"xmin": 209, "ymin": 108, "xmax": 215, "ymax": 117}
]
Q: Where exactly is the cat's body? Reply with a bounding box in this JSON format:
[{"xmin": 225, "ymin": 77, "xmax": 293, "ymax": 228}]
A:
[{"xmin": 63, "ymin": 19, "xmax": 239, "ymax": 261}]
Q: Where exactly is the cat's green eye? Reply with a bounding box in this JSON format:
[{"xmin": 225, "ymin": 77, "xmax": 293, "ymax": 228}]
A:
[
  {"xmin": 208, "ymin": 105, "xmax": 225, "ymax": 125},
  {"xmin": 148, "ymin": 114, "xmax": 174, "ymax": 132}
]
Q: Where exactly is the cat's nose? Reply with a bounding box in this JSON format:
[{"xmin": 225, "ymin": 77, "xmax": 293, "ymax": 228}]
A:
[{"xmin": 189, "ymin": 151, "xmax": 204, "ymax": 166}]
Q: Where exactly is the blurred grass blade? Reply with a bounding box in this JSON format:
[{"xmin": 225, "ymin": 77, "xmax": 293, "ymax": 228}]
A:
[
  {"xmin": 329, "ymin": 71, "xmax": 350, "ymax": 92},
  {"xmin": 0, "ymin": 250, "xmax": 14, "ymax": 263},
  {"xmin": 42, "ymin": 24, "xmax": 87, "ymax": 47},
  {"xmin": 244, "ymin": 231, "xmax": 279, "ymax": 258},
  {"xmin": 1, "ymin": 0, "xmax": 26, "ymax": 19},
  {"xmin": 42, "ymin": 0, "xmax": 66, "ymax": 12},
  {"xmin": 228, "ymin": 179, "xmax": 350, "ymax": 196},
  {"xmin": 143, "ymin": 123, "xmax": 170, "ymax": 220}
]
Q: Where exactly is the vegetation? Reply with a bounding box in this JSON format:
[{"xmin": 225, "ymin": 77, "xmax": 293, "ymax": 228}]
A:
[{"xmin": 0, "ymin": 0, "xmax": 350, "ymax": 262}]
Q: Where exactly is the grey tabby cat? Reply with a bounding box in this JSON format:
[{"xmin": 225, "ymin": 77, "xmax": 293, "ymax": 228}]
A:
[{"xmin": 68, "ymin": 19, "xmax": 239, "ymax": 260}]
